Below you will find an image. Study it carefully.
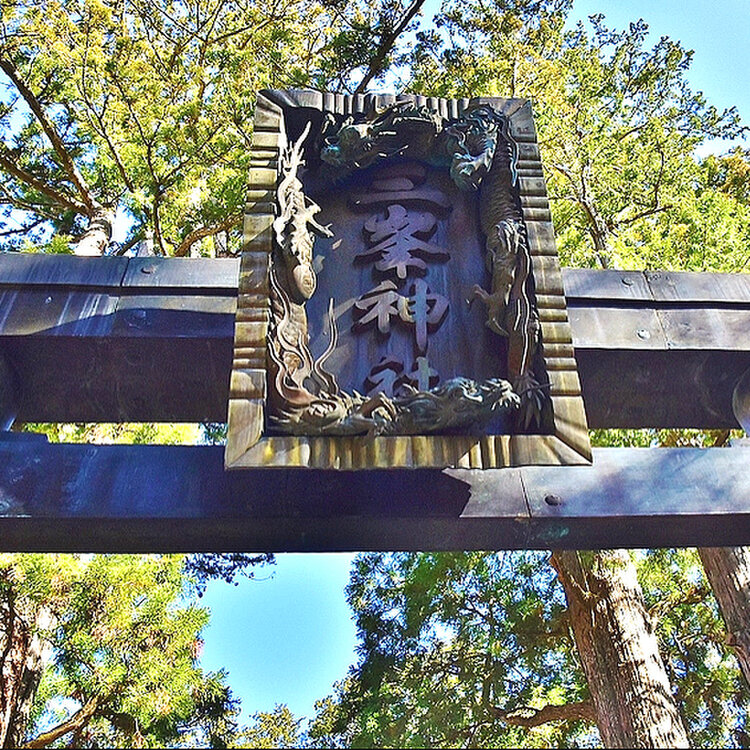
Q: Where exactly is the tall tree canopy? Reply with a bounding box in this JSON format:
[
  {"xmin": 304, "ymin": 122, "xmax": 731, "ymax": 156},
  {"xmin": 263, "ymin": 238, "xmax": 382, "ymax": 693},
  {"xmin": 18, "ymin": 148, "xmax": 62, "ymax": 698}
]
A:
[
  {"xmin": 309, "ymin": 550, "xmax": 748, "ymax": 748},
  {"xmin": 0, "ymin": 553, "xmax": 273, "ymax": 748},
  {"xmin": 411, "ymin": 0, "xmax": 745, "ymax": 269},
  {"xmin": 0, "ymin": 0, "xmax": 425, "ymax": 255}
]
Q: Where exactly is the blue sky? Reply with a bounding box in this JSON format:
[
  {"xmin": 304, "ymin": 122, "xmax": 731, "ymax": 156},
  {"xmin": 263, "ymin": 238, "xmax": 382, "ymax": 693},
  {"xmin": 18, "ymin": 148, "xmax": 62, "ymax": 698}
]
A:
[
  {"xmin": 199, "ymin": 0, "xmax": 749, "ymax": 727},
  {"xmin": 200, "ymin": 553, "xmax": 358, "ymax": 723}
]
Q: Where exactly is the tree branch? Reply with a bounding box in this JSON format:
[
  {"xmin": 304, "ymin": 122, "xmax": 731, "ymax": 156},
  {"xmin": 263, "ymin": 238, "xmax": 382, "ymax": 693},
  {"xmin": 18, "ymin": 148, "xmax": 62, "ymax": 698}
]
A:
[
  {"xmin": 0, "ymin": 57, "xmax": 96, "ymax": 212},
  {"xmin": 0, "ymin": 183, "xmax": 60, "ymax": 220},
  {"xmin": 493, "ymin": 700, "xmax": 597, "ymax": 727},
  {"xmin": 353, "ymin": 0, "xmax": 426, "ymax": 95},
  {"xmin": 648, "ymin": 584, "xmax": 709, "ymax": 625},
  {"xmin": 0, "ymin": 148, "xmax": 87, "ymax": 215},
  {"xmin": 22, "ymin": 695, "xmax": 100, "ymax": 749},
  {"xmin": 173, "ymin": 212, "xmax": 241, "ymax": 257},
  {"xmin": 0, "ymin": 217, "xmax": 47, "ymax": 237},
  {"xmin": 77, "ymin": 32, "xmax": 134, "ymax": 194},
  {"xmin": 615, "ymin": 204, "xmax": 672, "ymax": 227}
]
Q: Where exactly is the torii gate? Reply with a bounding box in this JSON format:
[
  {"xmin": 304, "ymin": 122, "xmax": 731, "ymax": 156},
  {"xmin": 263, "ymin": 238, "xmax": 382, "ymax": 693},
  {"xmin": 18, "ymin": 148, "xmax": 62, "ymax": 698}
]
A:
[{"xmin": 1, "ymin": 91, "xmax": 749, "ymax": 552}]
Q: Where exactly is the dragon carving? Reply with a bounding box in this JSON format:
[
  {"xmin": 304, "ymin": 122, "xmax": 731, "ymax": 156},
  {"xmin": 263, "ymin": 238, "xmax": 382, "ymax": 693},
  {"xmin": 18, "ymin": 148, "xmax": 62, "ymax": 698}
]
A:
[
  {"xmin": 472, "ymin": 126, "xmax": 545, "ymax": 428},
  {"xmin": 274, "ymin": 123, "xmax": 332, "ymax": 301},
  {"xmin": 320, "ymin": 102, "xmax": 514, "ymax": 192}
]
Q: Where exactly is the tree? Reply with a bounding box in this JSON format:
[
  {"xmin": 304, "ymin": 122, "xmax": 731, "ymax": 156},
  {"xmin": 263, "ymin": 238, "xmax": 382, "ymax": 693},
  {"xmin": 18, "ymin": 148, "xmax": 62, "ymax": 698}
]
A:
[
  {"xmin": 310, "ymin": 552, "xmax": 596, "ymax": 748},
  {"xmin": 0, "ymin": 421, "xmax": 274, "ymax": 748},
  {"xmin": 411, "ymin": 0, "xmax": 744, "ymax": 269},
  {"xmin": 550, "ymin": 551, "xmax": 689, "ymax": 747},
  {"xmin": 0, "ymin": 0, "xmax": 330, "ymax": 256},
  {"xmin": 311, "ymin": 551, "xmax": 749, "ymax": 748},
  {"xmin": 0, "ymin": 554, "xmax": 269, "ymax": 748},
  {"xmin": 236, "ymin": 704, "xmax": 301, "ymax": 749},
  {"xmin": 0, "ymin": 0, "xmax": 426, "ymax": 256}
]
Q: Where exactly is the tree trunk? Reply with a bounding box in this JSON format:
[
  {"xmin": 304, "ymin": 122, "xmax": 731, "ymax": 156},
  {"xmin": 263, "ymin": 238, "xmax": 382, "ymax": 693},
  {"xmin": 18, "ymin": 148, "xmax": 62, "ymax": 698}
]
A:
[
  {"xmin": 74, "ymin": 208, "xmax": 114, "ymax": 256},
  {"xmin": 698, "ymin": 546, "xmax": 750, "ymax": 689},
  {"xmin": 0, "ymin": 588, "xmax": 53, "ymax": 748},
  {"xmin": 551, "ymin": 550, "xmax": 690, "ymax": 748}
]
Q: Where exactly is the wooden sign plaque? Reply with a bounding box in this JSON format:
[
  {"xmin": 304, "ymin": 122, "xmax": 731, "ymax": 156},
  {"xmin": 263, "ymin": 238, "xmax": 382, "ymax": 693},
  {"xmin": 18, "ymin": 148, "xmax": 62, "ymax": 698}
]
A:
[{"xmin": 225, "ymin": 90, "xmax": 591, "ymax": 469}]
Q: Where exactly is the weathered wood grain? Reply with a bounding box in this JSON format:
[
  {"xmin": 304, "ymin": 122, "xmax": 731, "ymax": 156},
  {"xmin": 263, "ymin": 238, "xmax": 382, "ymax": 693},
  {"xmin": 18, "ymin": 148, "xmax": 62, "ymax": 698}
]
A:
[
  {"xmin": 231, "ymin": 92, "xmax": 591, "ymax": 468},
  {"xmin": 227, "ymin": 91, "xmax": 281, "ymax": 463},
  {"xmin": 1, "ymin": 255, "xmax": 749, "ymax": 428},
  {"xmin": 2, "ymin": 437, "xmax": 749, "ymax": 551}
]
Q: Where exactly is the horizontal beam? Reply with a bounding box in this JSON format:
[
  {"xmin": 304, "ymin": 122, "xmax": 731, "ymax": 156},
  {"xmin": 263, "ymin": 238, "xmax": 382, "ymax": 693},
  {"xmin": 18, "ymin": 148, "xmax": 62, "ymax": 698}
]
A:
[
  {"xmin": 0, "ymin": 255, "xmax": 749, "ymax": 428},
  {"xmin": 1, "ymin": 435, "xmax": 749, "ymax": 551}
]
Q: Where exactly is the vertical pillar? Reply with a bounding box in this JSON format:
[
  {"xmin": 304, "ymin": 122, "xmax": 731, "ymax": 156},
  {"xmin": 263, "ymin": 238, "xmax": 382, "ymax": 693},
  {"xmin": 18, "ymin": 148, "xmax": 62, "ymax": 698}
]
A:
[
  {"xmin": 0, "ymin": 351, "xmax": 19, "ymax": 431},
  {"xmin": 733, "ymin": 367, "xmax": 750, "ymax": 435}
]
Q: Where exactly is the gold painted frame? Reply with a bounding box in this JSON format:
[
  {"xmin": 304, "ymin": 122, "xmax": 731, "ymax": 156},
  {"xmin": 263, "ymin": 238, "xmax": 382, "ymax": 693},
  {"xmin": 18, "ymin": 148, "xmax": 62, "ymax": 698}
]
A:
[{"xmin": 226, "ymin": 90, "xmax": 591, "ymax": 469}]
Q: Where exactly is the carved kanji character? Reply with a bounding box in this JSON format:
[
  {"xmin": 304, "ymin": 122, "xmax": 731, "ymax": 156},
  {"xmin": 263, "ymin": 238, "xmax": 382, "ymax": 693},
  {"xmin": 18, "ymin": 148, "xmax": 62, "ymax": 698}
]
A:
[
  {"xmin": 352, "ymin": 280, "xmax": 409, "ymax": 335},
  {"xmin": 401, "ymin": 278, "xmax": 449, "ymax": 353},
  {"xmin": 355, "ymin": 205, "xmax": 449, "ymax": 279},
  {"xmin": 404, "ymin": 356, "xmax": 439, "ymax": 392},
  {"xmin": 364, "ymin": 356, "xmax": 404, "ymax": 397}
]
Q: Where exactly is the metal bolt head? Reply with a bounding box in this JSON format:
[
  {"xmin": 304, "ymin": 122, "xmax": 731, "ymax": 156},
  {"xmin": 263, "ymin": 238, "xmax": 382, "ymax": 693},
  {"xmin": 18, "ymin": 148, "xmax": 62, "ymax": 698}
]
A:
[
  {"xmin": 544, "ymin": 494, "xmax": 564, "ymax": 506},
  {"xmin": 141, "ymin": 265, "xmax": 156, "ymax": 274},
  {"xmin": 636, "ymin": 328, "xmax": 651, "ymax": 340},
  {"xmin": 621, "ymin": 276, "xmax": 634, "ymax": 286}
]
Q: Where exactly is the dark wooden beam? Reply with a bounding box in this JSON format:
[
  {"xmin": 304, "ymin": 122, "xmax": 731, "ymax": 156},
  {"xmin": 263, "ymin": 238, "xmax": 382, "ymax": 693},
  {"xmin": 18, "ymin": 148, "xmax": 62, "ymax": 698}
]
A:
[
  {"xmin": 1, "ymin": 434, "xmax": 748, "ymax": 551},
  {"xmin": 566, "ymin": 268, "xmax": 750, "ymax": 429},
  {"xmin": 1, "ymin": 254, "xmax": 749, "ymax": 428}
]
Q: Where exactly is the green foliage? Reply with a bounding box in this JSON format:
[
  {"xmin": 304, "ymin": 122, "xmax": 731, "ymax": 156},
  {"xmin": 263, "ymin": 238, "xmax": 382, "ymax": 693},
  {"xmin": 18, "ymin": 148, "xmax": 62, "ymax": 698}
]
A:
[
  {"xmin": 312, "ymin": 550, "xmax": 750, "ymax": 748},
  {"xmin": 410, "ymin": 0, "xmax": 745, "ymax": 269},
  {"xmin": 0, "ymin": 0, "xmax": 428, "ymax": 254},
  {"xmin": 22, "ymin": 421, "xmax": 202, "ymax": 444},
  {"xmin": 589, "ymin": 428, "xmax": 741, "ymax": 448},
  {"xmin": 235, "ymin": 704, "xmax": 301, "ymax": 749},
  {"xmin": 309, "ymin": 552, "xmax": 596, "ymax": 748},
  {"xmin": 313, "ymin": 1, "xmax": 426, "ymax": 94},
  {"xmin": 0, "ymin": 554, "xmax": 243, "ymax": 747},
  {"xmin": 637, "ymin": 549, "xmax": 750, "ymax": 747},
  {"xmin": 2, "ymin": 1, "xmax": 749, "ymax": 747}
]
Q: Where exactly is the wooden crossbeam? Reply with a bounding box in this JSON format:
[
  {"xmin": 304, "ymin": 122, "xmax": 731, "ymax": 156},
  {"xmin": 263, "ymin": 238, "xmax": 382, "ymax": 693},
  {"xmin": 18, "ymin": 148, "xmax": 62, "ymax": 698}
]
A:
[
  {"xmin": 0, "ymin": 254, "xmax": 748, "ymax": 428},
  {"xmin": 1, "ymin": 434, "xmax": 748, "ymax": 551},
  {"xmin": 1, "ymin": 254, "xmax": 749, "ymax": 551}
]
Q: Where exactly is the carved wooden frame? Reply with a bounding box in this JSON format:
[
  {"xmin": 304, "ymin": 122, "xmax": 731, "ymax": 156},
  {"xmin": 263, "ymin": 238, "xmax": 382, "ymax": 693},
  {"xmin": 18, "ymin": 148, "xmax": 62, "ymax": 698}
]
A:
[{"xmin": 226, "ymin": 90, "xmax": 591, "ymax": 469}]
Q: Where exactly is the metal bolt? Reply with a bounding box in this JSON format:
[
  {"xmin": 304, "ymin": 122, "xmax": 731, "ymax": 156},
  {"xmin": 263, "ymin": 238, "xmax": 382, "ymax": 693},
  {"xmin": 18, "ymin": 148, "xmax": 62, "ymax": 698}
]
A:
[
  {"xmin": 621, "ymin": 276, "xmax": 633, "ymax": 286},
  {"xmin": 44, "ymin": 296, "xmax": 52, "ymax": 304},
  {"xmin": 544, "ymin": 494, "xmax": 563, "ymax": 506},
  {"xmin": 636, "ymin": 328, "xmax": 651, "ymax": 340},
  {"xmin": 141, "ymin": 265, "xmax": 156, "ymax": 274}
]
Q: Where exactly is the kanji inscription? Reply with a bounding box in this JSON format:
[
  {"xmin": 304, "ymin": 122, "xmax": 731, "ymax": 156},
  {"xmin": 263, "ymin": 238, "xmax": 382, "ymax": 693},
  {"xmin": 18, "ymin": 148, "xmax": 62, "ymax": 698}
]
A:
[{"xmin": 350, "ymin": 162, "xmax": 451, "ymax": 393}]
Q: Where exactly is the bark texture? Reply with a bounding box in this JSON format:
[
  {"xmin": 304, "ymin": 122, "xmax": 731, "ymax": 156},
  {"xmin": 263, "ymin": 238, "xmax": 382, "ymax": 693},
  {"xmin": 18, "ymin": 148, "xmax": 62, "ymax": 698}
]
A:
[
  {"xmin": 551, "ymin": 550, "xmax": 690, "ymax": 748},
  {"xmin": 699, "ymin": 546, "xmax": 750, "ymax": 689},
  {"xmin": 0, "ymin": 591, "xmax": 53, "ymax": 748},
  {"xmin": 74, "ymin": 208, "xmax": 114, "ymax": 256}
]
